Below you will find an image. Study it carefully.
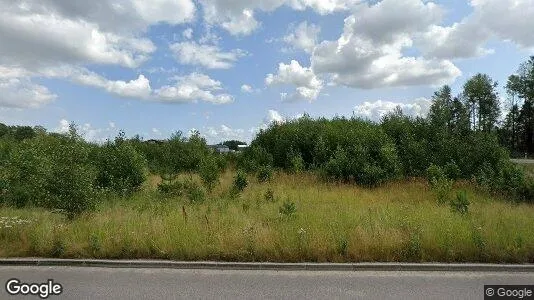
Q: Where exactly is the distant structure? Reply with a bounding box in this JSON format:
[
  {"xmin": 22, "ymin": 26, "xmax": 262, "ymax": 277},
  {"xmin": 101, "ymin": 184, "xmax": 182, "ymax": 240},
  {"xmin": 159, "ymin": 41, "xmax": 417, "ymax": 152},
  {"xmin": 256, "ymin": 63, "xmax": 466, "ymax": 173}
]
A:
[
  {"xmin": 145, "ymin": 139, "xmax": 164, "ymax": 145},
  {"xmin": 236, "ymin": 144, "xmax": 249, "ymax": 152},
  {"xmin": 208, "ymin": 144, "xmax": 231, "ymax": 153}
]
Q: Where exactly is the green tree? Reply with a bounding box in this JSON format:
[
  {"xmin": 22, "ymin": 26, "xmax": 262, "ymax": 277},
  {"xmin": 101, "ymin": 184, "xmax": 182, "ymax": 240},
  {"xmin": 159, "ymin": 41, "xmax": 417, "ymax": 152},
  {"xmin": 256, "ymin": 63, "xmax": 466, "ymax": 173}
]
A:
[
  {"xmin": 506, "ymin": 57, "xmax": 534, "ymax": 155},
  {"xmin": 462, "ymin": 74, "xmax": 500, "ymax": 132},
  {"xmin": 222, "ymin": 140, "xmax": 247, "ymax": 151}
]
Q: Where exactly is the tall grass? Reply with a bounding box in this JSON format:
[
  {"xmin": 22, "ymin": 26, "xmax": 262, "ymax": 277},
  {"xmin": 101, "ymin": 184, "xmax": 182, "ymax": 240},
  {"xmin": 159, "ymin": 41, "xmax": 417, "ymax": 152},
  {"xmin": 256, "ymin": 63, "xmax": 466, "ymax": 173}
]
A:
[{"xmin": 1, "ymin": 171, "xmax": 534, "ymax": 263}]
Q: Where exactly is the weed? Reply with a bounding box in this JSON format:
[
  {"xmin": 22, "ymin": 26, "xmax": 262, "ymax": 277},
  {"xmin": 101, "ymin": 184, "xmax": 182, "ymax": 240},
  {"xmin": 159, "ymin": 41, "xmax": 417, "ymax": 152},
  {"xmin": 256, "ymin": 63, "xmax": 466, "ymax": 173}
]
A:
[
  {"xmin": 337, "ymin": 238, "xmax": 348, "ymax": 256},
  {"xmin": 264, "ymin": 189, "xmax": 275, "ymax": 202},
  {"xmin": 279, "ymin": 200, "xmax": 297, "ymax": 218},
  {"xmin": 257, "ymin": 166, "xmax": 273, "ymax": 183},
  {"xmin": 451, "ymin": 190, "xmax": 470, "ymax": 214}
]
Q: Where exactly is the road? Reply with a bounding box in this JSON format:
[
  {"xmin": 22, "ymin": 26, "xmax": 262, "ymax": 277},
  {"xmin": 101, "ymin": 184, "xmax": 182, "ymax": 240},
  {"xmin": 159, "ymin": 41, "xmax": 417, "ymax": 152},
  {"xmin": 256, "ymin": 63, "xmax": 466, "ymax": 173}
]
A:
[
  {"xmin": 511, "ymin": 159, "xmax": 534, "ymax": 164},
  {"xmin": 1, "ymin": 266, "xmax": 533, "ymax": 299}
]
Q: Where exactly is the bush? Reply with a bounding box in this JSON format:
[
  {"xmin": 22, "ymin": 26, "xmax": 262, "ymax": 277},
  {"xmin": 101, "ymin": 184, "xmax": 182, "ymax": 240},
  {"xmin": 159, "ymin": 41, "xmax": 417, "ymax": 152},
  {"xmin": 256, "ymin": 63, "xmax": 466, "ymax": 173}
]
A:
[
  {"xmin": 199, "ymin": 155, "xmax": 222, "ymax": 191},
  {"xmin": 232, "ymin": 171, "xmax": 248, "ymax": 193},
  {"xmin": 289, "ymin": 151, "xmax": 305, "ymax": 173},
  {"xmin": 251, "ymin": 117, "xmax": 400, "ymax": 186},
  {"xmin": 450, "ymin": 190, "xmax": 470, "ymax": 214},
  {"xmin": 3, "ymin": 134, "xmax": 96, "ymax": 217},
  {"xmin": 279, "ymin": 200, "xmax": 297, "ymax": 217},
  {"xmin": 157, "ymin": 180, "xmax": 186, "ymax": 197},
  {"xmin": 257, "ymin": 165, "xmax": 273, "ymax": 183},
  {"xmin": 91, "ymin": 139, "xmax": 147, "ymax": 194},
  {"xmin": 158, "ymin": 179, "xmax": 205, "ymax": 203},
  {"xmin": 431, "ymin": 177, "xmax": 454, "ymax": 204},
  {"xmin": 186, "ymin": 180, "xmax": 206, "ymax": 203},
  {"xmin": 427, "ymin": 164, "xmax": 447, "ymax": 183}
]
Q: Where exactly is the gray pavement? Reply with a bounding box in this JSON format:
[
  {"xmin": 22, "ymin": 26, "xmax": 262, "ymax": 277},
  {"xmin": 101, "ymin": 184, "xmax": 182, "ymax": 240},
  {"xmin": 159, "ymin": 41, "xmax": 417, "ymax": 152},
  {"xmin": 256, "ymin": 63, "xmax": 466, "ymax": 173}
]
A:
[{"xmin": 1, "ymin": 266, "xmax": 533, "ymax": 299}]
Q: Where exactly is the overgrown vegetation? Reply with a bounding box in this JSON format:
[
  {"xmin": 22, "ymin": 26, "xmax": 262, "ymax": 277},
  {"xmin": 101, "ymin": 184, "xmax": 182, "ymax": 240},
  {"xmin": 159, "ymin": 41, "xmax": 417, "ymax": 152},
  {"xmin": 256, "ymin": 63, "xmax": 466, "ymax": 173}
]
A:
[
  {"xmin": 1, "ymin": 57, "xmax": 534, "ymax": 262},
  {"xmin": 1, "ymin": 171, "xmax": 534, "ymax": 263}
]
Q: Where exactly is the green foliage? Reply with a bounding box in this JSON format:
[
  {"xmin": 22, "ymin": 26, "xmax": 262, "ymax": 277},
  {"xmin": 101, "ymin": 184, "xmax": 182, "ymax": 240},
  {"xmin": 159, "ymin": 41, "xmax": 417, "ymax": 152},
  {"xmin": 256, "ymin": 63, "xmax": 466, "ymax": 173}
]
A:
[
  {"xmin": 450, "ymin": 190, "xmax": 470, "ymax": 215},
  {"xmin": 199, "ymin": 155, "xmax": 222, "ymax": 191},
  {"xmin": 289, "ymin": 151, "xmax": 305, "ymax": 173},
  {"xmin": 3, "ymin": 134, "xmax": 96, "ymax": 217},
  {"xmin": 239, "ymin": 145, "xmax": 273, "ymax": 172},
  {"xmin": 264, "ymin": 188, "xmax": 275, "ymax": 202},
  {"xmin": 257, "ymin": 165, "xmax": 273, "ymax": 183},
  {"xmin": 337, "ymin": 238, "xmax": 348, "ymax": 256},
  {"xmin": 251, "ymin": 117, "xmax": 400, "ymax": 186},
  {"xmin": 232, "ymin": 171, "xmax": 248, "ymax": 193},
  {"xmin": 158, "ymin": 178, "xmax": 205, "ymax": 203},
  {"xmin": 427, "ymin": 164, "xmax": 447, "ymax": 182},
  {"xmin": 134, "ymin": 131, "xmax": 210, "ymax": 178},
  {"xmin": 157, "ymin": 180, "xmax": 186, "ymax": 197},
  {"xmin": 222, "ymin": 140, "xmax": 247, "ymax": 151},
  {"xmin": 186, "ymin": 180, "xmax": 206, "ymax": 203},
  {"xmin": 428, "ymin": 164, "xmax": 453, "ymax": 205},
  {"xmin": 279, "ymin": 200, "xmax": 297, "ymax": 217},
  {"xmin": 91, "ymin": 138, "xmax": 148, "ymax": 194}
]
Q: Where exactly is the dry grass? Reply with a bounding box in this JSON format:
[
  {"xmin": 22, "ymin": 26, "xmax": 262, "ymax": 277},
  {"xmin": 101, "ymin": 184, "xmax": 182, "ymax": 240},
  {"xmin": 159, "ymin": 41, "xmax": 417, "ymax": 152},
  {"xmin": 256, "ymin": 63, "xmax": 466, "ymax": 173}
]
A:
[{"xmin": 1, "ymin": 170, "xmax": 534, "ymax": 263}]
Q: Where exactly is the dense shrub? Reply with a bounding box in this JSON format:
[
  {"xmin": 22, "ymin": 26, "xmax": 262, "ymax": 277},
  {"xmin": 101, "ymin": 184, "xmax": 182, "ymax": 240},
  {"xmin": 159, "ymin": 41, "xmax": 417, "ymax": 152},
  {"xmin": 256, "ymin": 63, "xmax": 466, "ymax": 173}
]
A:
[
  {"xmin": 157, "ymin": 178, "xmax": 205, "ymax": 203},
  {"xmin": 257, "ymin": 165, "xmax": 273, "ymax": 183},
  {"xmin": 199, "ymin": 155, "xmax": 222, "ymax": 191},
  {"xmin": 3, "ymin": 134, "xmax": 96, "ymax": 217},
  {"xmin": 238, "ymin": 145, "xmax": 273, "ymax": 172},
  {"xmin": 232, "ymin": 171, "xmax": 248, "ymax": 193},
  {"xmin": 251, "ymin": 117, "xmax": 400, "ymax": 186},
  {"xmin": 91, "ymin": 138, "xmax": 147, "ymax": 194}
]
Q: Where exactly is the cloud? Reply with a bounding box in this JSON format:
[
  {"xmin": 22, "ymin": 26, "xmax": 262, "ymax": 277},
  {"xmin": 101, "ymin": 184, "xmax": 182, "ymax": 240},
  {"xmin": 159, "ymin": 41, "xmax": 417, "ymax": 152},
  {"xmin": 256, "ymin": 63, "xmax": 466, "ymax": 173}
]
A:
[
  {"xmin": 0, "ymin": 76, "xmax": 57, "ymax": 109},
  {"xmin": 417, "ymin": 0, "xmax": 534, "ymax": 59},
  {"xmin": 40, "ymin": 66, "xmax": 233, "ymax": 104},
  {"xmin": 0, "ymin": 66, "xmax": 57, "ymax": 108},
  {"xmin": 283, "ymin": 21, "xmax": 321, "ymax": 53},
  {"xmin": 170, "ymin": 41, "xmax": 246, "ymax": 69},
  {"xmin": 55, "ymin": 119, "xmax": 121, "ymax": 142},
  {"xmin": 155, "ymin": 73, "xmax": 234, "ymax": 104},
  {"xmin": 266, "ymin": 60, "xmax": 323, "ymax": 101},
  {"xmin": 182, "ymin": 28, "xmax": 193, "ymax": 39},
  {"xmin": 265, "ymin": 109, "xmax": 285, "ymax": 124},
  {"xmin": 0, "ymin": 2, "xmax": 169, "ymax": 70},
  {"xmin": 241, "ymin": 84, "xmax": 253, "ymax": 93},
  {"xmin": 199, "ymin": 0, "xmax": 357, "ymax": 36},
  {"xmin": 353, "ymin": 98, "xmax": 432, "ymax": 121},
  {"xmin": 311, "ymin": 0, "xmax": 461, "ymax": 89},
  {"xmin": 202, "ymin": 124, "xmax": 246, "ymax": 142},
  {"xmin": 0, "ymin": 0, "xmax": 199, "ymax": 108}
]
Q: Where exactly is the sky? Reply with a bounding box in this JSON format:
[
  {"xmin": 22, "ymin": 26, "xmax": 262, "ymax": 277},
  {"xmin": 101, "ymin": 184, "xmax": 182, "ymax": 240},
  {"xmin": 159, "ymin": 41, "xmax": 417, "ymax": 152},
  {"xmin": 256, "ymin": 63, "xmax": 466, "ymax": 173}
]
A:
[{"xmin": 0, "ymin": 0, "xmax": 533, "ymax": 143}]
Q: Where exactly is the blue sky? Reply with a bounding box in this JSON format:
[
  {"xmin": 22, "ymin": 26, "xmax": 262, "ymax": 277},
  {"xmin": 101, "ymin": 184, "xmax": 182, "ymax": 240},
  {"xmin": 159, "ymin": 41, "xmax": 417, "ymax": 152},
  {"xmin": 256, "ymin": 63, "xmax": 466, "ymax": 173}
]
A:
[{"xmin": 0, "ymin": 0, "xmax": 533, "ymax": 143}]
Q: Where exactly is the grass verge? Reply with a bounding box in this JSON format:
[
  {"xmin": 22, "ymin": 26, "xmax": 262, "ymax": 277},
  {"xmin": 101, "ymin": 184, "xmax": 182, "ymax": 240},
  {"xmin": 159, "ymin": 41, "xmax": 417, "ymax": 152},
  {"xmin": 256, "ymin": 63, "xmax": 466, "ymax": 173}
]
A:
[{"xmin": 1, "ymin": 171, "xmax": 533, "ymax": 263}]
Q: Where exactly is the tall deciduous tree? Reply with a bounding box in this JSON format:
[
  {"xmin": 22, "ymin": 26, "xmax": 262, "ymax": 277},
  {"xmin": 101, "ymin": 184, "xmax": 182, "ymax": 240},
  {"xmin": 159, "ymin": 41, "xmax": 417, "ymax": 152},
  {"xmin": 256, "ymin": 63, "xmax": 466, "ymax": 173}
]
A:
[
  {"xmin": 506, "ymin": 56, "xmax": 534, "ymax": 154},
  {"xmin": 462, "ymin": 74, "xmax": 500, "ymax": 132},
  {"xmin": 428, "ymin": 85, "xmax": 453, "ymax": 130}
]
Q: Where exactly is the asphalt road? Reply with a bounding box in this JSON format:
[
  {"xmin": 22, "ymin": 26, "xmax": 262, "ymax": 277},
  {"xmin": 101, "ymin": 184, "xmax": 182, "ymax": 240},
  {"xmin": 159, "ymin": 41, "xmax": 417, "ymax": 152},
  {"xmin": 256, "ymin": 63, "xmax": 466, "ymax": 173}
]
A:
[{"xmin": 1, "ymin": 266, "xmax": 533, "ymax": 299}]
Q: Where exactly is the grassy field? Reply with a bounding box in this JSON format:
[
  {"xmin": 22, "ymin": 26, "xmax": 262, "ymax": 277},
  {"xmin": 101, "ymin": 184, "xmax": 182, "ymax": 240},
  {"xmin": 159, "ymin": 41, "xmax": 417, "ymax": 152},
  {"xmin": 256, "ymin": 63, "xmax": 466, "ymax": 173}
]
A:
[{"xmin": 1, "ymin": 170, "xmax": 534, "ymax": 263}]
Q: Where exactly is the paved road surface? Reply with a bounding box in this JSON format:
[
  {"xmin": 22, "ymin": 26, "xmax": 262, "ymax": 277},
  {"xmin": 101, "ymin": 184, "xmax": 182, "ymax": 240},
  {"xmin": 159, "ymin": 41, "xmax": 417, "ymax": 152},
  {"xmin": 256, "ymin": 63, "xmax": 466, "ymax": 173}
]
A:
[
  {"xmin": 1, "ymin": 266, "xmax": 533, "ymax": 299},
  {"xmin": 511, "ymin": 159, "xmax": 534, "ymax": 164}
]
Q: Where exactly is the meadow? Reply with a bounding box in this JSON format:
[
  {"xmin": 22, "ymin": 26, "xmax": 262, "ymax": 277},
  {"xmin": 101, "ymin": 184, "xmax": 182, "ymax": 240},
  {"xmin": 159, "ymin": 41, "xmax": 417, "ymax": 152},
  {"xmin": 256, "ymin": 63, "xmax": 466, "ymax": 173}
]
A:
[{"xmin": 1, "ymin": 170, "xmax": 533, "ymax": 263}]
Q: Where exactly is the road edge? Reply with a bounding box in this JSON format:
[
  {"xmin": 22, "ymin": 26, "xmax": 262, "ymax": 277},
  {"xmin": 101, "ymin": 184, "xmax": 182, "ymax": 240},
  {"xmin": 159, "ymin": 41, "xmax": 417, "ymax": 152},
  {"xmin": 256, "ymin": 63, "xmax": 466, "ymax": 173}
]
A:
[{"xmin": 1, "ymin": 259, "xmax": 533, "ymax": 272}]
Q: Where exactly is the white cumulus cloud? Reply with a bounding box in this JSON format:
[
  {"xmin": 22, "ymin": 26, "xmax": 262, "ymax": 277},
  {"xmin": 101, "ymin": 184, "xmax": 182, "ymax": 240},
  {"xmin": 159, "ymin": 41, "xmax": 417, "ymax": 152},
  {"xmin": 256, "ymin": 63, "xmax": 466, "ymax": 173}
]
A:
[
  {"xmin": 353, "ymin": 98, "xmax": 432, "ymax": 121},
  {"xmin": 266, "ymin": 60, "xmax": 323, "ymax": 101},
  {"xmin": 170, "ymin": 41, "xmax": 246, "ymax": 69}
]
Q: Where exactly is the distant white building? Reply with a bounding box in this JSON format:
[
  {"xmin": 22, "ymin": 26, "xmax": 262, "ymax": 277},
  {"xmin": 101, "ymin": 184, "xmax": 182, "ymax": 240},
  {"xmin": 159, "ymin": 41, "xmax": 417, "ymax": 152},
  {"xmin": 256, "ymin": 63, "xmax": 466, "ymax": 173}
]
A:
[{"xmin": 237, "ymin": 144, "xmax": 249, "ymax": 152}]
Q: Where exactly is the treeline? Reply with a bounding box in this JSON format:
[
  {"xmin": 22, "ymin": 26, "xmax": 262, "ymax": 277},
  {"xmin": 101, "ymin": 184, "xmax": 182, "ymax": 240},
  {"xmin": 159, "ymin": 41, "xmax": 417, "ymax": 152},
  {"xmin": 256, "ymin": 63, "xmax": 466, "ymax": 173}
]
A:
[
  {"xmin": 0, "ymin": 125, "xmax": 225, "ymax": 217},
  {"xmin": 500, "ymin": 57, "xmax": 534, "ymax": 156},
  {"xmin": 244, "ymin": 57, "xmax": 534, "ymax": 202},
  {"xmin": 1, "ymin": 57, "xmax": 534, "ymax": 216}
]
